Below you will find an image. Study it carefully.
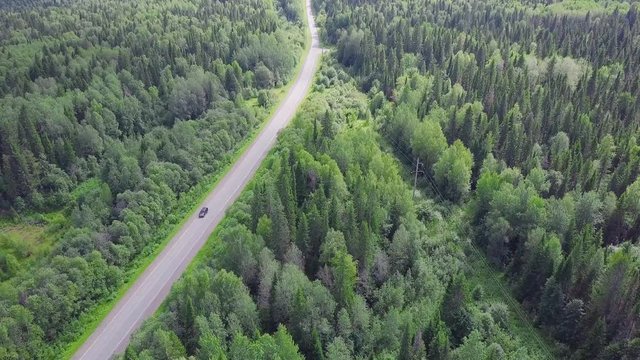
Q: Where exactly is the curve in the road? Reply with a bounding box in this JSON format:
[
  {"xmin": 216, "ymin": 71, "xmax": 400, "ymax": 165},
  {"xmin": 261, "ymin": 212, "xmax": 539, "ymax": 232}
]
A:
[{"xmin": 72, "ymin": 1, "xmax": 321, "ymax": 358}]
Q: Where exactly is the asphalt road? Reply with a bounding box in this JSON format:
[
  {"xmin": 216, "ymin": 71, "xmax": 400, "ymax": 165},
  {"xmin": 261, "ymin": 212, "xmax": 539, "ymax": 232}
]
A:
[{"xmin": 72, "ymin": 2, "xmax": 321, "ymax": 358}]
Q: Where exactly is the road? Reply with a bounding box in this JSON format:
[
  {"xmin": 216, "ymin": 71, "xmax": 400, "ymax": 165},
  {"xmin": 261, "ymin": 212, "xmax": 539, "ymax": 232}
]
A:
[{"xmin": 72, "ymin": 1, "xmax": 321, "ymax": 358}]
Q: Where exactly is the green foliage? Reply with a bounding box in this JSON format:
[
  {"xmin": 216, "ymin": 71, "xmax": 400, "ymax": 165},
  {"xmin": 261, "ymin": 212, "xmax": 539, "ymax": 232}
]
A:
[
  {"xmin": 0, "ymin": 0, "xmax": 306, "ymax": 356},
  {"xmin": 5, "ymin": 0, "xmax": 636, "ymax": 355},
  {"xmin": 410, "ymin": 117, "xmax": 447, "ymax": 169},
  {"xmin": 433, "ymin": 140, "xmax": 474, "ymax": 203},
  {"xmin": 314, "ymin": 0, "xmax": 640, "ymax": 356},
  {"xmin": 545, "ymin": 0, "xmax": 631, "ymax": 15},
  {"xmin": 257, "ymin": 90, "xmax": 274, "ymax": 108},
  {"xmin": 451, "ymin": 330, "xmax": 487, "ymax": 360},
  {"xmin": 121, "ymin": 67, "xmax": 550, "ymax": 359}
]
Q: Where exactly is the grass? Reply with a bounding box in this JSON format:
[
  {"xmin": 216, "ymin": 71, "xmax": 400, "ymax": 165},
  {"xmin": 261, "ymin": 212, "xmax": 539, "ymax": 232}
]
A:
[
  {"xmin": 0, "ymin": 223, "xmax": 48, "ymax": 277},
  {"xmin": 464, "ymin": 246, "xmax": 558, "ymax": 359},
  {"xmin": 0, "ymin": 224, "xmax": 47, "ymax": 256},
  {"xmin": 386, "ymin": 137, "xmax": 559, "ymax": 358},
  {"xmin": 60, "ymin": 7, "xmax": 314, "ymax": 359},
  {"xmin": 0, "ymin": 210, "xmax": 67, "ymax": 280},
  {"xmin": 0, "ymin": 177, "xmax": 101, "ymax": 282},
  {"xmin": 70, "ymin": 178, "xmax": 103, "ymax": 201}
]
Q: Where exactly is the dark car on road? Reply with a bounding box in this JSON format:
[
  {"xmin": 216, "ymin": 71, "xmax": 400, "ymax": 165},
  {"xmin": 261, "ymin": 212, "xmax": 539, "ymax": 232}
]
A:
[{"xmin": 198, "ymin": 207, "xmax": 209, "ymax": 218}]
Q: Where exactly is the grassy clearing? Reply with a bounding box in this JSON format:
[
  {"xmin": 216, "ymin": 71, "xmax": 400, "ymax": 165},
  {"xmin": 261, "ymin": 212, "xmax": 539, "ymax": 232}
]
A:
[
  {"xmin": 0, "ymin": 210, "xmax": 66, "ymax": 281},
  {"xmin": 70, "ymin": 178, "xmax": 103, "ymax": 200},
  {"xmin": 0, "ymin": 179, "xmax": 102, "ymax": 281},
  {"xmin": 60, "ymin": 10, "xmax": 313, "ymax": 359},
  {"xmin": 389, "ymin": 149, "xmax": 558, "ymax": 358},
  {"xmin": 0, "ymin": 224, "xmax": 47, "ymax": 280},
  {"xmin": 0, "ymin": 177, "xmax": 101, "ymax": 281},
  {"xmin": 464, "ymin": 246, "xmax": 558, "ymax": 359},
  {"xmin": 0, "ymin": 224, "xmax": 47, "ymax": 256}
]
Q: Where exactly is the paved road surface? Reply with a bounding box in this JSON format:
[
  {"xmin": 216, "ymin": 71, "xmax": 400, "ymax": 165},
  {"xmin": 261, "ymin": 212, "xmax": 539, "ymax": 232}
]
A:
[{"xmin": 73, "ymin": 2, "xmax": 321, "ymax": 358}]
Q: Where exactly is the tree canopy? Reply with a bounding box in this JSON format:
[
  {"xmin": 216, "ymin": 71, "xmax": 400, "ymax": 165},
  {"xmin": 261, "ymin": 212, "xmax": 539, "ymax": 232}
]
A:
[{"xmin": 0, "ymin": 0, "xmax": 305, "ymax": 357}]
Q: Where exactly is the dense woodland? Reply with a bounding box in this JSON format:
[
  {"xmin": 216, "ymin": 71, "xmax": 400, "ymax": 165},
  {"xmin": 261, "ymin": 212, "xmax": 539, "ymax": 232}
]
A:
[
  {"xmin": 312, "ymin": 0, "xmax": 640, "ymax": 358},
  {"xmin": 2, "ymin": 0, "xmax": 640, "ymax": 358},
  {"xmin": 0, "ymin": 0, "xmax": 305, "ymax": 357},
  {"xmin": 122, "ymin": 65, "xmax": 549, "ymax": 360}
]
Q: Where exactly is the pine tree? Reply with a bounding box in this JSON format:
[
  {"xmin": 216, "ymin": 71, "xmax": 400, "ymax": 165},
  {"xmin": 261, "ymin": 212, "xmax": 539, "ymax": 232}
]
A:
[
  {"xmin": 557, "ymin": 299, "xmax": 585, "ymax": 346},
  {"xmin": 278, "ymin": 152, "xmax": 297, "ymax": 235},
  {"xmin": 426, "ymin": 320, "xmax": 450, "ymax": 360},
  {"xmin": 251, "ymin": 182, "xmax": 268, "ymax": 232},
  {"xmin": 461, "ymin": 106, "xmax": 474, "ymax": 149},
  {"xmin": 332, "ymin": 250, "xmax": 357, "ymax": 308},
  {"xmin": 225, "ymin": 69, "xmax": 240, "ymax": 98},
  {"xmin": 312, "ymin": 327, "xmax": 325, "ymax": 360},
  {"xmin": 295, "ymin": 213, "xmax": 310, "ymax": 256},
  {"xmin": 18, "ymin": 105, "xmax": 44, "ymax": 157},
  {"xmin": 182, "ymin": 296, "xmax": 197, "ymax": 354},
  {"xmin": 441, "ymin": 275, "xmax": 472, "ymax": 345},
  {"xmin": 123, "ymin": 346, "xmax": 138, "ymax": 360},
  {"xmin": 578, "ymin": 318, "xmax": 606, "ymax": 358},
  {"xmin": 312, "ymin": 117, "xmax": 318, "ymax": 145},
  {"xmin": 293, "ymin": 161, "xmax": 307, "ymax": 206},
  {"xmin": 399, "ymin": 322, "xmax": 413, "ymax": 360},
  {"xmin": 270, "ymin": 197, "xmax": 291, "ymax": 261},
  {"xmin": 321, "ymin": 110, "xmax": 335, "ymax": 140},
  {"xmin": 538, "ymin": 276, "xmax": 565, "ymax": 327}
]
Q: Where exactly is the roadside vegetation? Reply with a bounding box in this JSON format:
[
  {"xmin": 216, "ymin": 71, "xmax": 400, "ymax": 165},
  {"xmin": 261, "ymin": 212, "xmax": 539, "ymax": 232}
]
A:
[
  {"xmin": 127, "ymin": 0, "xmax": 640, "ymax": 358},
  {"xmin": 2, "ymin": 0, "xmax": 639, "ymax": 358},
  {"xmin": 0, "ymin": 0, "xmax": 306, "ymax": 357},
  {"xmin": 122, "ymin": 64, "xmax": 552, "ymax": 359}
]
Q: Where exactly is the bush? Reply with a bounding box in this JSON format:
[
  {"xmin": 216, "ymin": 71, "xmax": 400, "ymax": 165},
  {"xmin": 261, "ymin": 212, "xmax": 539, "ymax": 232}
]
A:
[
  {"xmin": 255, "ymin": 63, "xmax": 275, "ymax": 89},
  {"xmin": 258, "ymin": 90, "xmax": 274, "ymax": 108},
  {"xmin": 488, "ymin": 302, "xmax": 510, "ymax": 329},
  {"xmin": 472, "ymin": 285, "xmax": 484, "ymax": 301}
]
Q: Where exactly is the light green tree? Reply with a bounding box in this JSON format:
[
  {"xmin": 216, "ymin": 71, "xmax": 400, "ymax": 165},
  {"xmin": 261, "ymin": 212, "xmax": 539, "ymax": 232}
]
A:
[{"xmin": 433, "ymin": 140, "xmax": 473, "ymax": 202}]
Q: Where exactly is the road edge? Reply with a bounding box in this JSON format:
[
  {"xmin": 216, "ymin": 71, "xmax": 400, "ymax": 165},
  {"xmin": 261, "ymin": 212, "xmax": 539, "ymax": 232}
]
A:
[{"xmin": 61, "ymin": 2, "xmax": 313, "ymax": 358}]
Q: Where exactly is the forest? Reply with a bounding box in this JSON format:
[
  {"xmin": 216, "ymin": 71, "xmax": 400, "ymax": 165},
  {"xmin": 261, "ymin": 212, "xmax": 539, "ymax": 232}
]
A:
[
  {"xmin": 125, "ymin": 0, "xmax": 640, "ymax": 358},
  {"xmin": 122, "ymin": 63, "xmax": 551, "ymax": 360},
  {"xmin": 1, "ymin": 0, "xmax": 640, "ymax": 358},
  {"xmin": 313, "ymin": 0, "xmax": 640, "ymax": 358},
  {"xmin": 0, "ymin": 0, "xmax": 305, "ymax": 357}
]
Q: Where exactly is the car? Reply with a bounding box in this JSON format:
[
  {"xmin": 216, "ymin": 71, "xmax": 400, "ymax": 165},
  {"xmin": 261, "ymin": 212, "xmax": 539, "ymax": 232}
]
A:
[{"xmin": 198, "ymin": 207, "xmax": 209, "ymax": 218}]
